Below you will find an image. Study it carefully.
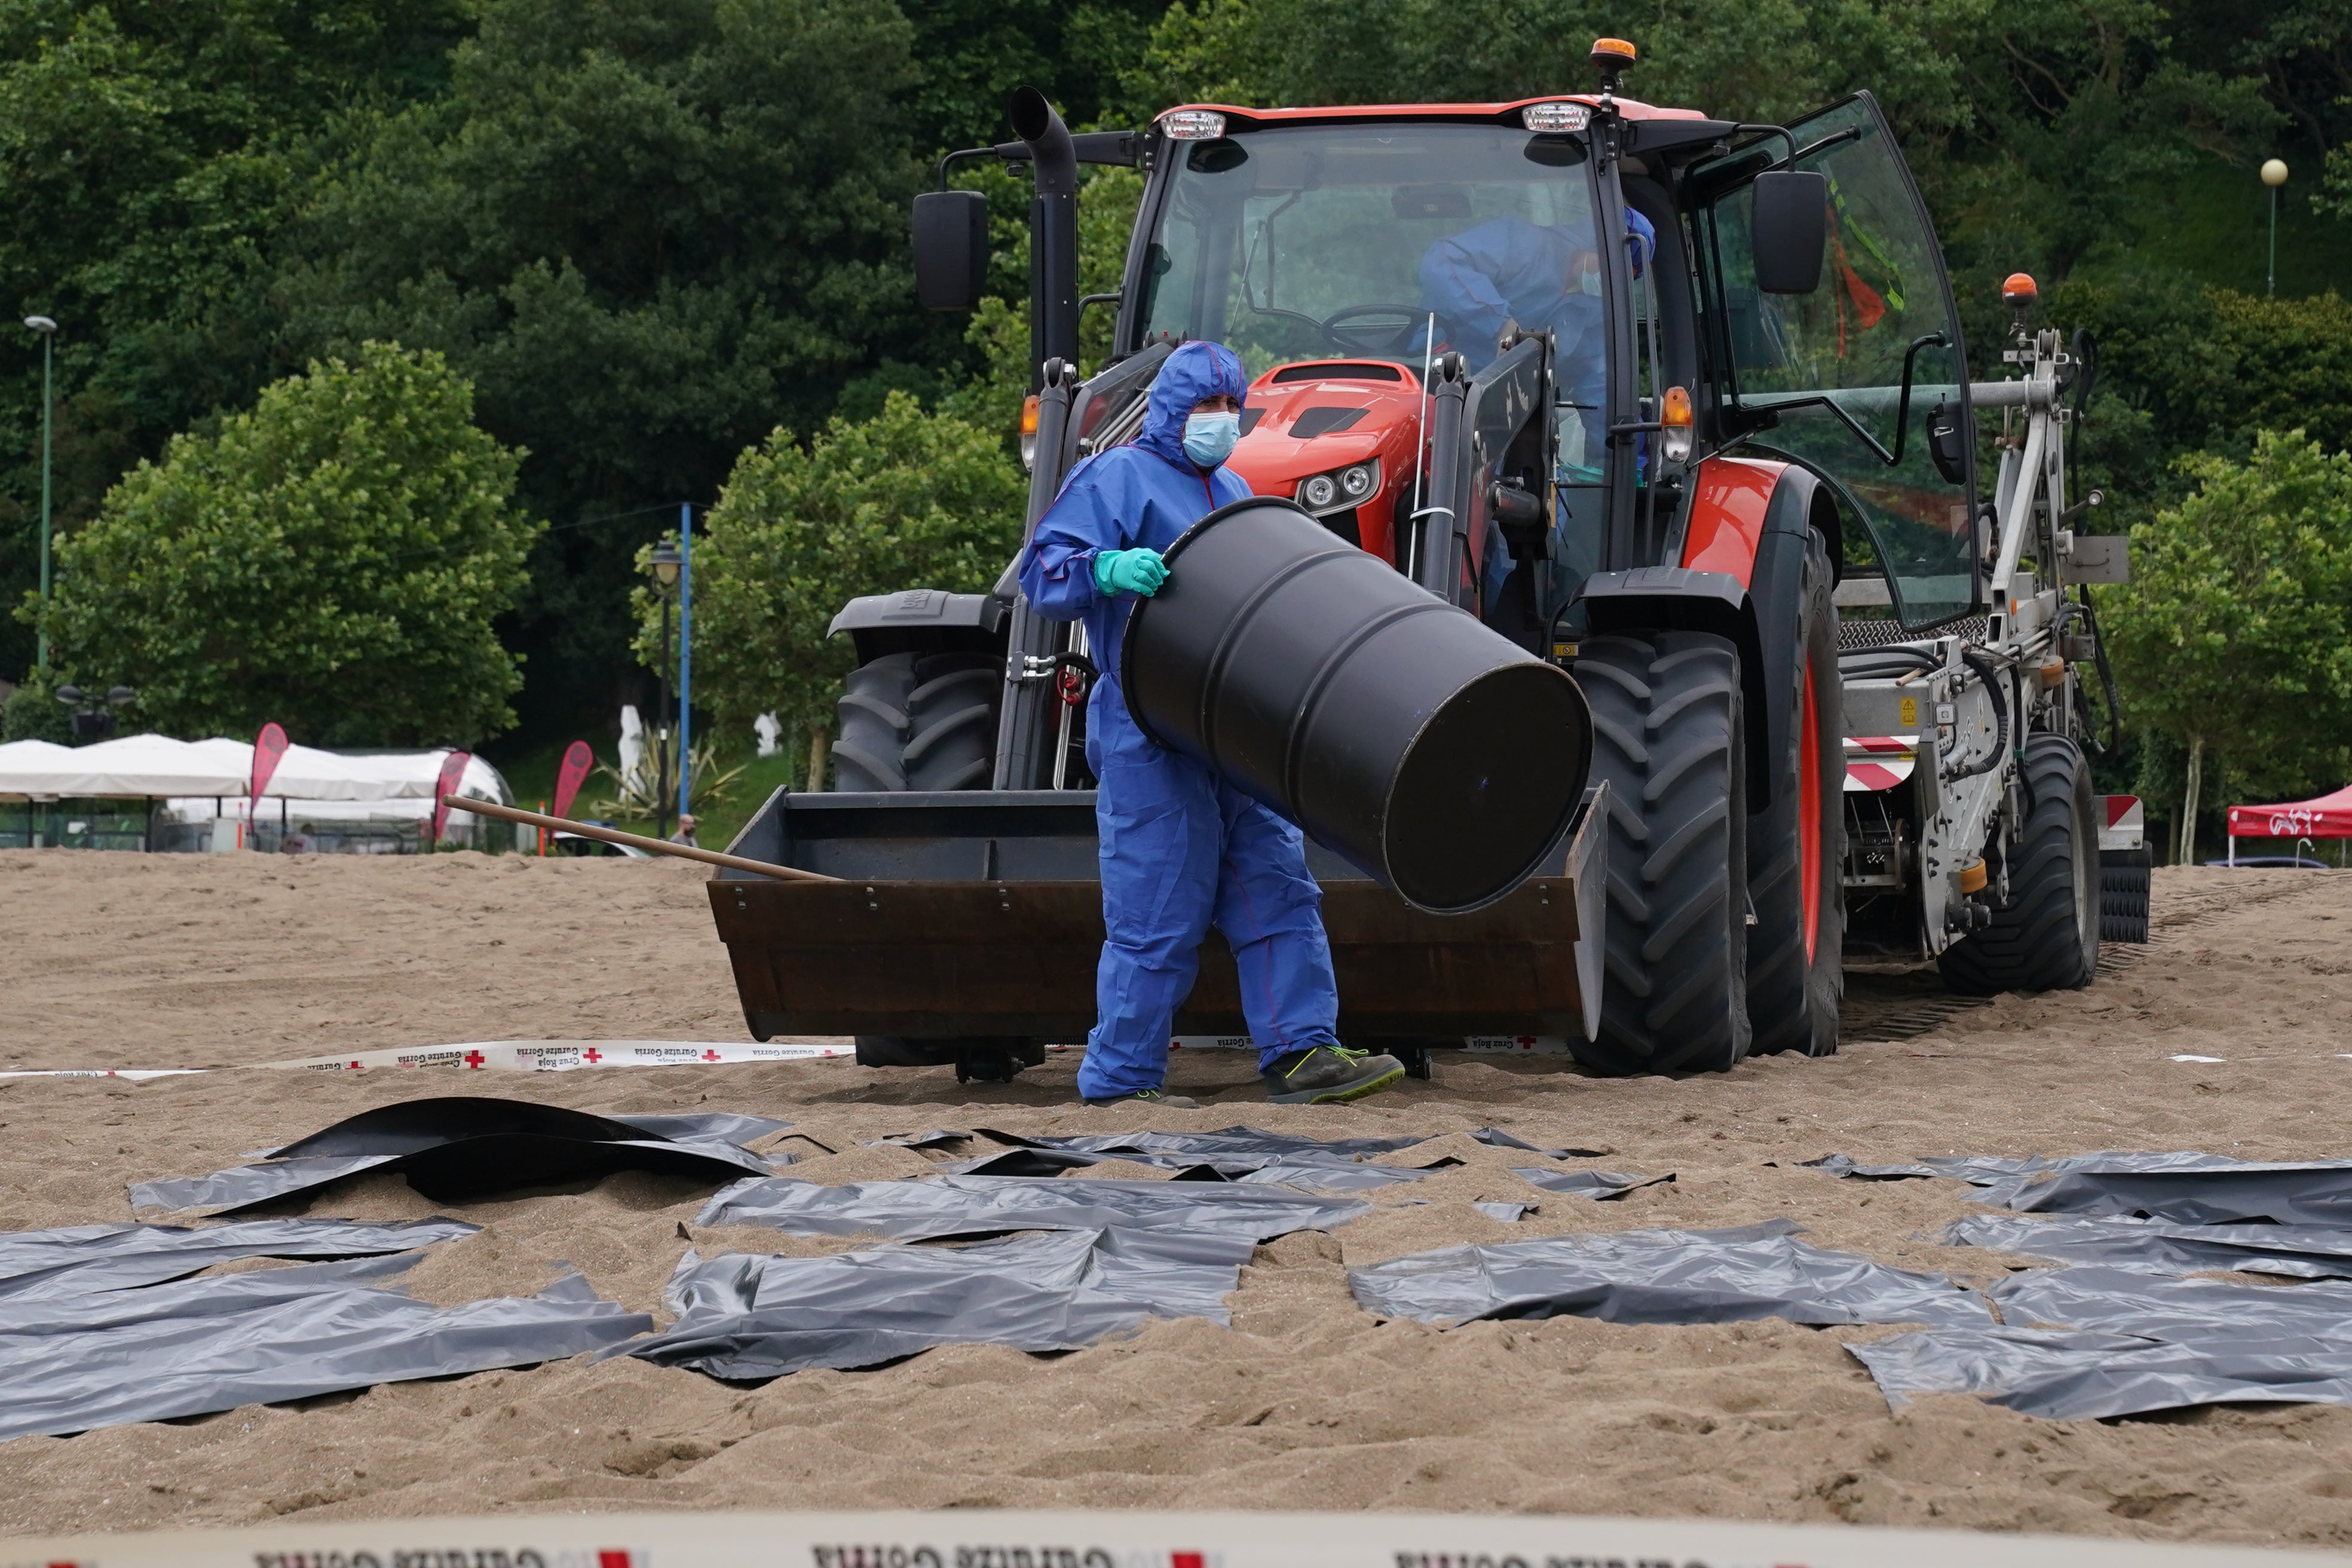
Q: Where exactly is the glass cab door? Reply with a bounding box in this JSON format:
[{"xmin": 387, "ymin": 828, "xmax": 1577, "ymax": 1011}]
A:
[{"xmin": 1693, "ymin": 92, "xmax": 1980, "ymax": 629}]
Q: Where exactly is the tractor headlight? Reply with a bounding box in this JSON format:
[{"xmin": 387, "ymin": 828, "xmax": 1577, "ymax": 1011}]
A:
[{"xmin": 1297, "ymin": 458, "xmax": 1379, "ymax": 516}]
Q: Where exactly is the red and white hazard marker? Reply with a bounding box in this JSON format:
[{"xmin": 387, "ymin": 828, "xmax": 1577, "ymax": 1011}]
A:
[{"xmin": 1843, "ymin": 734, "xmax": 1917, "ymax": 792}]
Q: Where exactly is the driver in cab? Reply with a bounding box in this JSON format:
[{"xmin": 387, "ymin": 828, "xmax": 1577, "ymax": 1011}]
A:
[{"xmin": 1417, "ymin": 209, "xmax": 1658, "ymax": 448}]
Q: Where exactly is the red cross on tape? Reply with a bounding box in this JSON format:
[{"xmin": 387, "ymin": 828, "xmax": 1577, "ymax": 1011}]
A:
[
  {"xmin": 463, "ymin": 1050, "xmax": 486, "ymax": 1068},
  {"xmin": 702, "ymin": 1048, "xmax": 722, "ymax": 1061},
  {"xmin": 582, "ymin": 1048, "xmax": 602, "ymax": 1064}
]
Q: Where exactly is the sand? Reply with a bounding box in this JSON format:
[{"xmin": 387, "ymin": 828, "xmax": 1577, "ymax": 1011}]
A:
[{"xmin": 2, "ymin": 849, "xmax": 2351, "ymax": 1546}]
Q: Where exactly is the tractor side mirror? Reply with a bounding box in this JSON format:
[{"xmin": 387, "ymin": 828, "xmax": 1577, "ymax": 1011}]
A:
[
  {"xmin": 1750, "ymin": 171, "xmax": 1827, "ymax": 295},
  {"xmin": 911, "ymin": 190, "xmax": 989, "ymax": 313}
]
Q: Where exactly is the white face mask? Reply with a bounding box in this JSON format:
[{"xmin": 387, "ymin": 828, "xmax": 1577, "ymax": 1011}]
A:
[{"xmin": 1577, "ymin": 262, "xmax": 1603, "ymax": 297}]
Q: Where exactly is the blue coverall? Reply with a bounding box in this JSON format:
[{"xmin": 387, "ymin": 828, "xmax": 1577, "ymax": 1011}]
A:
[
  {"xmin": 1017, "ymin": 341, "xmax": 1342, "ymax": 1100},
  {"xmin": 1417, "ymin": 210, "xmax": 1659, "ymax": 447}
]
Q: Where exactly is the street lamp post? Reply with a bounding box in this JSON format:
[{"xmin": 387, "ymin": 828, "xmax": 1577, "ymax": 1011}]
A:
[
  {"xmin": 2262, "ymin": 159, "xmax": 2289, "ymax": 297},
  {"xmin": 23, "ymin": 316, "xmax": 56, "ymax": 667},
  {"xmin": 676, "ymin": 501, "xmax": 693, "ymax": 834},
  {"xmin": 648, "ymin": 540, "xmax": 682, "ymax": 841}
]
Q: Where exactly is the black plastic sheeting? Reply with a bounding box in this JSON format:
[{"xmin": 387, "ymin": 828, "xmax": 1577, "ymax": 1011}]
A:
[
  {"xmin": 1509, "ymin": 1168, "xmax": 1674, "ymax": 1201},
  {"xmin": 0, "ymin": 1217, "xmax": 479, "ymax": 1300},
  {"xmin": 932, "ymin": 1125, "xmax": 1603, "ymax": 1192},
  {"xmin": 131, "ymin": 1099, "xmax": 791, "ymax": 1217},
  {"xmin": 1945, "ymin": 1212, "xmax": 2352, "ymax": 1280},
  {"xmin": 696, "ymin": 1174, "xmax": 1365, "ymax": 1242},
  {"xmin": 621, "ymin": 1229, "xmax": 1257, "ymax": 1380},
  {"xmin": 1851, "ymin": 1325, "xmax": 2352, "ymax": 1421},
  {"xmin": 0, "ymin": 1253, "xmax": 653, "ymax": 1440},
  {"xmin": 1852, "ymin": 1267, "xmax": 2352, "ymax": 1420},
  {"xmin": 1806, "ymin": 1150, "xmax": 2352, "ymax": 1225},
  {"xmin": 1349, "ymin": 1220, "xmax": 1992, "ymax": 1328}
]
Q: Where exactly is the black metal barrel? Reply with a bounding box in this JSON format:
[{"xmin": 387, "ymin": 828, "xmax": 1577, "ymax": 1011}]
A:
[{"xmin": 1121, "ymin": 496, "xmax": 1592, "ymax": 914}]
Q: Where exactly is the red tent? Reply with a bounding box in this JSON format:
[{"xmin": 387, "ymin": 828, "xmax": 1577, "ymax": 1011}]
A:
[{"xmin": 2226, "ymin": 785, "xmax": 2352, "ymax": 843}]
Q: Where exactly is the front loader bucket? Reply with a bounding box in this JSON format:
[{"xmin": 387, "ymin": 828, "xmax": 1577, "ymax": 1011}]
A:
[{"xmin": 707, "ymin": 785, "xmax": 1606, "ymax": 1048}]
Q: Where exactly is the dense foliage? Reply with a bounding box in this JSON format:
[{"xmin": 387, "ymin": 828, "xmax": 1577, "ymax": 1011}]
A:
[
  {"xmin": 2102, "ymin": 432, "xmax": 2352, "ymax": 860},
  {"xmin": 1, "ymin": 0, "xmax": 2347, "ymax": 843},
  {"xmin": 635, "ymin": 392, "xmax": 1025, "ymax": 771},
  {"xmin": 23, "ymin": 343, "xmax": 539, "ymax": 746}
]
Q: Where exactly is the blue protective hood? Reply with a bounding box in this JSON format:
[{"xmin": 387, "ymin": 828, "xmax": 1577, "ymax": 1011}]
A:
[{"xmin": 1134, "ymin": 340, "xmax": 1249, "ymax": 470}]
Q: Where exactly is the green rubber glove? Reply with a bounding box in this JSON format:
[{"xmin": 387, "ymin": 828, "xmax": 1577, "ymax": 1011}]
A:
[{"xmin": 1094, "ymin": 547, "xmax": 1169, "ymax": 597}]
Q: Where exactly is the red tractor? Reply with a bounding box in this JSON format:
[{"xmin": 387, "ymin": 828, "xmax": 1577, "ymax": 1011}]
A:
[{"xmin": 712, "ymin": 43, "xmax": 2086, "ymax": 1083}]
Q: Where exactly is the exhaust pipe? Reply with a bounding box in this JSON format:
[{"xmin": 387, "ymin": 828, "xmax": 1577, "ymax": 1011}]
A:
[{"xmin": 1009, "ymin": 87, "xmax": 1080, "ymax": 386}]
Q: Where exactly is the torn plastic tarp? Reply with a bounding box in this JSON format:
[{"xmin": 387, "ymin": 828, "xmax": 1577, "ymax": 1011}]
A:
[
  {"xmin": 1806, "ymin": 1150, "xmax": 2352, "ymax": 1225},
  {"xmin": 1994, "ymin": 1264, "xmax": 2352, "ymax": 1340},
  {"xmin": 696, "ymin": 1174, "xmax": 1365, "ymax": 1242},
  {"xmin": 1852, "ymin": 1325, "xmax": 2352, "ymax": 1421},
  {"xmin": 130, "ymin": 1098, "xmax": 789, "ymax": 1217},
  {"xmin": 0, "ymin": 1254, "xmax": 652, "ymax": 1440},
  {"xmin": 1349, "ymin": 1220, "xmax": 1992, "ymax": 1327},
  {"xmin": 0, "ymin": 1217, "xmax": 478, "ymax": 1300},
  {"xmin": 623, "ymin": 1228, "xmax": 1255, "ymax": 1380},
  {"xmin": 934, "ymin": 1125, "xmax": 1600, "ymax": 1190},
  {"xmin": 1946, "ymin": 1212, "xmax": 2352, "ymax": 1280},
  {"xmin": 970, "ymin": 1125, "xmax": 1602, "ymax": 1165},
  {"xmin": 1853, "ymin": 1267, "xmax": 2352, "ymax": 1419},
  {"xmin": 1509, "ymin": 1168, "xmax": 1674, "ymax": 1200},
  {"xmin": 939, "ymin": 1146, "xmax": 1432, "ymax": 1194},
  {"xmin": 1802, "ymin": 1153, "xmax": 2060, "ymax": 1183}
]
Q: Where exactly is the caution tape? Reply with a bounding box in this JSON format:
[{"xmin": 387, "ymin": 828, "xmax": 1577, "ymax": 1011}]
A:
[
  {"xmin": 0, "ymin": 1040, "xmax": 850, "ymax": 1082},
  {"xmin": 0, "ymin": 1506, "xmax": 2329, "ymax": 1567},
  {"xmin": 1169, "ymin": 1034, "xmax": 1576, "ymax": 1054},
  {"xmin": 261, "ymin": 1039, "xmax": 851, "ymax": 1073}
]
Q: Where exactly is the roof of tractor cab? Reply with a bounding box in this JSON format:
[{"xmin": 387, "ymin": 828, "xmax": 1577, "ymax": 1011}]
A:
[{"xmin": 1161, "ymin": 96, "xmax": 1713, "ymax": 128}]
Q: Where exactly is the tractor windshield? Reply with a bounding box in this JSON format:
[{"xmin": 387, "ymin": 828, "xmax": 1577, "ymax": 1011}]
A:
[{"xmin": 1138, "ymin": 122, "xmax": 1604, "ymax": 383}]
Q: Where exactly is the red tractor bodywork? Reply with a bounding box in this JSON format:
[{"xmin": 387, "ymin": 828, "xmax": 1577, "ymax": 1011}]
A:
[{"xmin": 1225, "ymin": 361, "xmax": 1429, "ymax": 567}]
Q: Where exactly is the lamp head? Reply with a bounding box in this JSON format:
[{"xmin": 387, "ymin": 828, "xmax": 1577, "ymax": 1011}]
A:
[
  {"xmin": 23, "ymin": 316, "xmax": 56, "ymax": 335},
  {"xmin": 2262, "ymin": 158, "xmax": 2289, "ymax": 188},
  {"xmin": 649, "ymin": 541, "xmax": 683, "ymax": 587},
  {"xmin": 106, "ymin": 685, "xmax": 136, "ymax": 705},
  {"xmin": 53, "ymin": 685, "xmax": 85, "ymax": 705}
]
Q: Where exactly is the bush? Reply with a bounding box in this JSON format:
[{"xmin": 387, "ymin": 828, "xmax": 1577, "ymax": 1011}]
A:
[
  {"xmin": 0, "ymin": 667, "xmax": 74, "ymax": 745},
  {"xmin": 2101, "ymin": 430, "xmax": 2352, "ymax": 862},
  {"xmin": 638, "ymin": 391, "xmax": 1025, "ymax": 759},
  {"xmin": 21, "ymin": 342, "xmax": 540, "ymax": 746}
]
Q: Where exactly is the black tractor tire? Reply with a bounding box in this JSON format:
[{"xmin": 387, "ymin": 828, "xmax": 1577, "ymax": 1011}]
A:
[
  {"xmin": 2100, "ymin": 847, "xmax": 2152, "ymax": 944},
  {"xmin": 831, "ymin": 651, "xmax": 1002, "ymax": 792},
  {"xmin": 832, "ymin": 653, "xmax": 917, "ymax": 791},
  {"xmin": 1938, "ymin": 733, "xmax": 2101, "ymax": 994},
  {"xmin": 1569, "ymin": 630, "xmax": 1753, "ymax": 1075},
  {"xmin": 902, "ymin": 653, "xmax": 1002, "ymax": 791},
  {"xmin": 1747, "ymin": 528, "xmax": 1846, "ymax": 1056}
]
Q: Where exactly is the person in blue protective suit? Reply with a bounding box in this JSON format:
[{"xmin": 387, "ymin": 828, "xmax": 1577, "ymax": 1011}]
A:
[
  {"xmin": 1418, "ymin": 209, "xmax": 1658, "ymax": 454},
  {"xmin": 1018, "ymin": 339, "xmax": 1408, "ymax": 1110}
]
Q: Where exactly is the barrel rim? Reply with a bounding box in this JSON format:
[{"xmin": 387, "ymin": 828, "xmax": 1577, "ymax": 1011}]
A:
[
  {"xmin": 1380, "ymin": 656, "xmax": 1592, "ymax": 915},
  {"xmin": 1120, "ymin": 492, "xmax": 1325, "ymax": 752}
]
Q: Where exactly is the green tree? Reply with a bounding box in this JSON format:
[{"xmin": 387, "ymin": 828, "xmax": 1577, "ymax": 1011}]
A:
[
  {"xmin": 2101, "ymin": 430, "xmax": 2352, "ymax": 863},
  {"xmin": 272, "ymin": 0, "xmax": 942, "ymax": 740},
  {"xmin": 642, "ymin": 391, "xmax": 1024, "ymax": 778},
  {"xmin": 0, "ymin": 0, "xmax": 471, "ymax": 681},
  {"xmin": 22, "ymin": 342, "xmax": 540, "ymax": 746}
]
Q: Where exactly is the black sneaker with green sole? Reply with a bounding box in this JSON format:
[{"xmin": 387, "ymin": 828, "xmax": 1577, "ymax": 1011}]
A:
[
  {"xmin": 1261, "ymin": 1045, "xmax": 1406, "ymax": 1104},
  {"xmin": 1081, "ymin": 1086, "xmax": 1202, "ymax": 1109}
]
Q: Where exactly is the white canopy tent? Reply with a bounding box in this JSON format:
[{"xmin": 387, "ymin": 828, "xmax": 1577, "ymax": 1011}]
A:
[{"xmin": 0, "ymin": 734, "xmax": 515, "ymax": 852}]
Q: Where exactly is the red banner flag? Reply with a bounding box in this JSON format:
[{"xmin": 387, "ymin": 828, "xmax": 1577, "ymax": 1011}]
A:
[
  {"xmin": 431, "ymin": 750, "xmax": 471, "ymax": 843},
  {"xmin": 250, "ymin": 722, "xmax": 289, "ymax": 806},
  {"xmin": 552, "ymin": 739, "xmax": 594, "ymax": 820}
]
